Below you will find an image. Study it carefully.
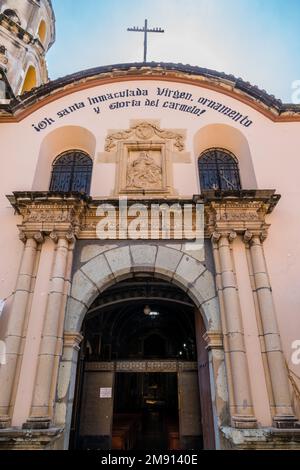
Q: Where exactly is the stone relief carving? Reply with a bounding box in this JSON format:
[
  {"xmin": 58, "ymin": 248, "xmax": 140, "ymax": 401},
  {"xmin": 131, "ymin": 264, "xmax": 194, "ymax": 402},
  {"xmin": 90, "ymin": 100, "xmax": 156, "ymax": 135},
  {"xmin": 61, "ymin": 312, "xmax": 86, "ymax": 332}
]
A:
[
  {"xmin": 126, "ymin": 151, "xmax": 162, "ymax": 190},
  {"xmin": 100, "ymin": 120, "xmax": 189, "ymax": 196},
  {"xmin": 23, "ymin": 207, "xmax": 76, "ymax": 223},
  {"xmin": 218, "ymin": 211, "xmax": 260, "ymax": 222}
]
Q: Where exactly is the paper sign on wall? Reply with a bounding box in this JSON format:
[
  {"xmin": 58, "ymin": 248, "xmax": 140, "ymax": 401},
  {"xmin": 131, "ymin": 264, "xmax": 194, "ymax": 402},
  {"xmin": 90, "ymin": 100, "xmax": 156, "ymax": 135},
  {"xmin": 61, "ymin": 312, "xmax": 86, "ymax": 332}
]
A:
[{"xmin": 99, "ymin": 387, "xmax": 112, "ymax": 398}]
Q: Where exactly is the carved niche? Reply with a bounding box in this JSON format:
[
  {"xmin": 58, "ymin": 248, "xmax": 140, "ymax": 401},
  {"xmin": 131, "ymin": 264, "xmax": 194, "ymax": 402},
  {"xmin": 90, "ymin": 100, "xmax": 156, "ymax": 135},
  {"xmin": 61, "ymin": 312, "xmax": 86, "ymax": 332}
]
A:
[{"xmin": 99, "ymin": 120, "xmax": 190, "ymax": 196}]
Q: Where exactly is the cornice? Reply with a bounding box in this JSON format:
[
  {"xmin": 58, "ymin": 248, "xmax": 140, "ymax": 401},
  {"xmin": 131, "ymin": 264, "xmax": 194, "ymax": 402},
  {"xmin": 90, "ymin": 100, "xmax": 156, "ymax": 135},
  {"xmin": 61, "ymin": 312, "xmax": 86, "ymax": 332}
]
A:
[
  {"xmin": 7, "ymin": 190, "xmax": 281, "ymax": 241},
  {"xmin": 201, "ymin": 189, "xmax": 281, "ymax": 239},
  {"xmin": 0, "ymin": 63, "xmax": 299, "ymax": 123}
]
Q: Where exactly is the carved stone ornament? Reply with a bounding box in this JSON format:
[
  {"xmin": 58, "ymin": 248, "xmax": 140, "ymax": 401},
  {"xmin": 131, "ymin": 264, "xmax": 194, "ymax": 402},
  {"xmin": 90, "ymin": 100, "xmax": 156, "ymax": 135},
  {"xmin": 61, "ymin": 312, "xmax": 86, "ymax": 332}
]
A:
[
  {"xmin": 243, "ymin": 229, "xmax": 268, "ymax": 244},
  {"xmin": 18, "ymin": 230, "xmax": 44, "ymax": 244},
  {"xmin": 8, "ymin": 193, "xmax": 88, "ymax": 242},
  {"xmin": 9, "ymin": 191, "xmax": 279, "ymax": 242},
  {"xmin": 204, "ymin": 191, "xmax": 280, "ymax": 238},
  {"xmin": 104, "ymin": 121, "xmax": 185, "ymax": 153},
  {"xmin": 99, "ymin": 120, "xmax": 190, "ymax": 196}
]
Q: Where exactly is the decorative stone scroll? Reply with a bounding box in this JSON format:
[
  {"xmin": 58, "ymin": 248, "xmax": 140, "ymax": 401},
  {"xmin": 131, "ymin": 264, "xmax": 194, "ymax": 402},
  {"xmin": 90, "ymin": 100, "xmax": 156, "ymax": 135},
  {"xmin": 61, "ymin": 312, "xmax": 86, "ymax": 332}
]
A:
[{"xmin": 99, "ymin": 120, "xmax": 191, "ymax": 196}]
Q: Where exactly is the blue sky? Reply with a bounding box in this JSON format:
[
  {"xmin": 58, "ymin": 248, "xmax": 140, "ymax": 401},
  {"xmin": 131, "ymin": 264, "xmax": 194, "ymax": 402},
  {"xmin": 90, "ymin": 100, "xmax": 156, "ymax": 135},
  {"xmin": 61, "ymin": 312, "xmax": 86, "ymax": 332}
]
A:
[{"xmin": 47, "ymin": 0, "xmax": 300, "ymax": 102}]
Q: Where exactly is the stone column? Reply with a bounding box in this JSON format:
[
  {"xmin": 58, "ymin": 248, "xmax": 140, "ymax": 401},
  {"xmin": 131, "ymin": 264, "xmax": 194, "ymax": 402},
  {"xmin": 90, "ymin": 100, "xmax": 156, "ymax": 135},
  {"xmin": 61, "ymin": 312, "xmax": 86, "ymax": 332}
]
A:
[
  {"xmin": 0, "ymin": 232, "xmax": 42, "ymax": 428},
  {"xmin": 25, "ymin": 232, "xmax": 75, "ymax": 429},
  {"xmin": 212, "ymin": 231, "xmax": 257, "ymax": 428},
  {"xmin": 53, "ymin": 332, "xmax": 83, "ymax": 450},
  {"xmin": 203, "ymin": 331, "xmax": 228, "ymax": 449},
  {"xmin": 244, "ymin": 231, "xmax": 297, "ymax": 428}
]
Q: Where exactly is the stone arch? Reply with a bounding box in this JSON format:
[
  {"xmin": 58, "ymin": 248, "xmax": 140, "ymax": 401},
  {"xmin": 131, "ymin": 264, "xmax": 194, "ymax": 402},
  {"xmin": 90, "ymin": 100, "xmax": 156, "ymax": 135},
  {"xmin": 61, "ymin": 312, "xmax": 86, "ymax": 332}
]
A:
[
  {"xmin": 55, "ymin": 243, "xmax": 226, "ymax": 449},
  {"xmin": 65, "ymin": 244, "xmax": 221, "ymax": 333},
  {"xmin": 32, "ymin": 125, "xmax": 96, "ymax": 191},
  {"xmin": 194, "ymin": 123, "xmax": 257, "ymax": 190}
]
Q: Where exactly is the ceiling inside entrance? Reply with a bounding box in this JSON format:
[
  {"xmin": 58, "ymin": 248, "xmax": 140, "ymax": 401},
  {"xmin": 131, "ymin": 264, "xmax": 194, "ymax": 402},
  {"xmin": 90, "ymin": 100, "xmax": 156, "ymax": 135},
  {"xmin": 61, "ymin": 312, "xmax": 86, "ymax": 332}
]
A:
[{"xmin": 82, "ymin": 277, "xmax": 197, "ymax": 362}]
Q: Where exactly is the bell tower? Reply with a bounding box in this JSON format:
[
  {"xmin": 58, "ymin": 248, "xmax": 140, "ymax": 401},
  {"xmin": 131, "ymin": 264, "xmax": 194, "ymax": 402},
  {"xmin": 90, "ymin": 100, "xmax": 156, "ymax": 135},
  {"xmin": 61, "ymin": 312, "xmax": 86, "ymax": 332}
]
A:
[{"xmin": 0, "ymin": 0, "xmax": 55, "ymax": 98}]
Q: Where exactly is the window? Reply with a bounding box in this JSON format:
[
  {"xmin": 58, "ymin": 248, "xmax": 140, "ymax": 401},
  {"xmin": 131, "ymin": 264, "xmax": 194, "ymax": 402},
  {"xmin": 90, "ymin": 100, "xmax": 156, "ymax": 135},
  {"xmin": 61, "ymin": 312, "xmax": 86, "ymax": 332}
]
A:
[
  {"xmin": 3, "ymin": 9, "xmax": 21, "ymax": 25},
  {"xmin": 38, "ymin": 20, "xmax": 46, "ymax": 44},
  {"xmin": 21, "ymin": 66, "xmax": 37, "ymax": 94},
  {"xmin": 49, "ymin": 151, "xmax": 93, "ymax": 194},
  {"xmin": 198, "ymin": 148, "xmax": 241, "ymax": 191}
]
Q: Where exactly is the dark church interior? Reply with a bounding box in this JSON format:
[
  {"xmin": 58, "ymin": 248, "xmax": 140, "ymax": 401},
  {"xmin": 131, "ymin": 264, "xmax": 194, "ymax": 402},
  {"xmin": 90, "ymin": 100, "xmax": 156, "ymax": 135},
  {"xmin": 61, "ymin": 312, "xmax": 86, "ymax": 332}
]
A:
[{"xmin": 70, "ymin": 277, "xmax": 204, "ymax": 450}]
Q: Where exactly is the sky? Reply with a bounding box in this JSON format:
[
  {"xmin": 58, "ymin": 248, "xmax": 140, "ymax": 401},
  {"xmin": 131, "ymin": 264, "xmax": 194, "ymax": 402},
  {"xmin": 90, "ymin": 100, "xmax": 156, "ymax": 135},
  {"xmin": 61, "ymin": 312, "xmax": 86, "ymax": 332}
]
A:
[{"xmin": 47, "ymin": 0, "xmax": 300, "ymax": 103}]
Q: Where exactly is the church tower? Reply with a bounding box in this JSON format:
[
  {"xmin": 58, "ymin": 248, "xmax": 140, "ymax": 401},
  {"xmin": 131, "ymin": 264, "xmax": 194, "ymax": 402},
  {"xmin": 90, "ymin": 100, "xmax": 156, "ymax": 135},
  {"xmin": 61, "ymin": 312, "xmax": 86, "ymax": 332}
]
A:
[{"xmin": 0, "ymin": 0, "xmax": 55, "ymax": 98}]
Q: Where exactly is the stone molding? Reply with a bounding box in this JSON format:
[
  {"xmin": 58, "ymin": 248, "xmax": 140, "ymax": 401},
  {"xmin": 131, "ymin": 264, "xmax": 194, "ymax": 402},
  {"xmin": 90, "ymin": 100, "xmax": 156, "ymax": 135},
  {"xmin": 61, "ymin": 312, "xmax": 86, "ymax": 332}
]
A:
[
  {"xmin": 8, "ymin": 192, "xmax": 88, "ymax": 242},
  {"xmin": 63, "ymin": 332, "xmax": 84, "ymax": 351},
  {"xmin": 8, "ymin": 190, "xmax": 281, "ymax": 242},
  {"xmin": 84, "ymin": 360, "xmax": 198, "ymax": 373},
  {"xmin": 99, "ymin": 120, "xmax": 190, "ymax": 197},
  {"xmin": 203, "ymin": 331, "xmax": 223, "ymax": 351},
  {"xmin": 201, "ymin": 190, "xmax": 280, "ymax": 240}
]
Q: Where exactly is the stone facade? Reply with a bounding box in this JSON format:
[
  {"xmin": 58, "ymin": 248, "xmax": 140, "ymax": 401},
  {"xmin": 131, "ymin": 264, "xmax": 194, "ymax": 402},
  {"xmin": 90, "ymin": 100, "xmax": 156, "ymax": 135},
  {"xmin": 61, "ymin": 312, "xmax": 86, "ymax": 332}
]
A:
[
  {"xmin": 0, "ymin": 188, "xmax": 299, "ymax": 449},
  {"xmin": 0, "ymin": 15, "xmax": 299, "ymax": 446}
]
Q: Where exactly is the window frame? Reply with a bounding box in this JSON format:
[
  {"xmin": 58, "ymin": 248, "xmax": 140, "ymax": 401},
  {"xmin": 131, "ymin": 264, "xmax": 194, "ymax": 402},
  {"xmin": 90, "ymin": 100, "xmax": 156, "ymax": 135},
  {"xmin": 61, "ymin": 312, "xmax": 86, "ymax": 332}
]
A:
[
  {"xmin": 198, "ymin": 147, "xmax": 242, "ymax": 192},
  {"xmin": 49, "ymin": 150, "xmax": 93, "ymax": 194}
]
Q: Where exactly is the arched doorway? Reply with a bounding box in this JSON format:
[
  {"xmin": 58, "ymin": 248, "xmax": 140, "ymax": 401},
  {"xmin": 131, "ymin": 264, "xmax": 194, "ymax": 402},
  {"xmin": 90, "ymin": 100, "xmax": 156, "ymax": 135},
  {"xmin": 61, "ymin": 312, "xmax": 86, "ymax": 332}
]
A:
[{"xmin": 69, "ymin": 275, "xmax": 216, "ymax": 450}]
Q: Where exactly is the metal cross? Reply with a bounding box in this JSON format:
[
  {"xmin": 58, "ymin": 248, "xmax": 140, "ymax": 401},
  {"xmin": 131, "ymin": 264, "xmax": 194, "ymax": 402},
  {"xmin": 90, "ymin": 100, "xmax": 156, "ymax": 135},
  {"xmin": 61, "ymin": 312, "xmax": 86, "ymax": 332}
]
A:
[{"xmin": 127, "ymin": 19, "xmax": 165, "ymax": 63}]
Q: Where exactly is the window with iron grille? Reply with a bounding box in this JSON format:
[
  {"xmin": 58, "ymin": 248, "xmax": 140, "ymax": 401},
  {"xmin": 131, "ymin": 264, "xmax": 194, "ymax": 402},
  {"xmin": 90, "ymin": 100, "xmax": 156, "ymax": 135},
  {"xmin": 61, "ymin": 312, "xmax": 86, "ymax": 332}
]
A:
[
  {"xmin": 198, "ymin": 148, "xmax": 241, "ymax": 191},
  {"xmin": 49, "ymin": 151, "xmax": 93, "ymax": 194}
]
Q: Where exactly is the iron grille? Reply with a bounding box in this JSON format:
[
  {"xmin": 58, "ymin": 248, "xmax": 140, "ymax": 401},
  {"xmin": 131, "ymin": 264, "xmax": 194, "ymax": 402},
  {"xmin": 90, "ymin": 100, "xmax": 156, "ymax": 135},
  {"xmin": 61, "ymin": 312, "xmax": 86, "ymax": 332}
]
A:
[
  {"xmin": 198, "ymin": 148, "xmax": 241, "ymax": 191},
  {"xmin": 49, "ymin": 151, "xmax": 92, "ymax": 194}
]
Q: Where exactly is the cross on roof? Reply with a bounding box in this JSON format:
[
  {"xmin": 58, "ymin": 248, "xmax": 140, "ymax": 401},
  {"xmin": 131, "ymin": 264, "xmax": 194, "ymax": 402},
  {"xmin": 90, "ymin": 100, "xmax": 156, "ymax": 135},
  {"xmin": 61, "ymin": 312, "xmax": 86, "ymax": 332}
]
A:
[{"xmin": 127, "ymin": 19, "xmax": 165, "ymax": 63}]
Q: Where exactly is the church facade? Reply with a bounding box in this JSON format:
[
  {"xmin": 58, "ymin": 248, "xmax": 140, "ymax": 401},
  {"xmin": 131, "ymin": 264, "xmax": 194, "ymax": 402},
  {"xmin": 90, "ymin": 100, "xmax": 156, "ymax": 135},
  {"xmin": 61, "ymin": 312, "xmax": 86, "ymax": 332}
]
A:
[{"xmin": 0, "ymin": 0, "xmax": 300, "ymax": 450}]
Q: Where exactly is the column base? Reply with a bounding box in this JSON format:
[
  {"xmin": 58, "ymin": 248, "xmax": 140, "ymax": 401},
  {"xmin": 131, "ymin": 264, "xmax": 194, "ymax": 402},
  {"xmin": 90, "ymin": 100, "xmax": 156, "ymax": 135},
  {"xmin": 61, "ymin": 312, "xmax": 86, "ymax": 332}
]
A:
[
  {"xmin": 0, "ymin": 416, "xmax": 11, "ymax": 429},
  {"xmin": 0, "ymin": 427, "xmax": 64, "ymax": 450},
  {"xmin": 232, "ymin": 415, "xmax": 257, "ymax": 429},
  {"xmin": 23, "ymin": 417, "xmax": 51, "ymax": 430},
  {"xmin": 273, "ymin": 415, "xmax": 299, "ymax": 429}
]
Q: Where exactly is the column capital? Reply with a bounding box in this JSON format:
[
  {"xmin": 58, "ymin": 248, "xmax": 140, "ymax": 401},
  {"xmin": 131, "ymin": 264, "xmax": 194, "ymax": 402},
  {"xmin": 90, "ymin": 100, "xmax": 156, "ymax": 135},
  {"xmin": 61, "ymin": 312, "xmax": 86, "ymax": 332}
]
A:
[
  {"xmin": 65, "ymin": 231, "xmax": 76, "ymax": 244},
  {"xmin": 243, "ymin": 229, "xmax": 268, "ymax": 245},
  {"xmin": 203, "ymin": 331, "xmax": 223, "ymax": 351},
  {"xmin": 63, "ymin": 332, "xmax": 84, "ymax": 351},
  {"xmin": 49, "ymin": 231, "xmax": 59, "ymax": 244},
  {"xmin": 49, "ymin": 230, "xmax": 76, "ymax": 245},
  {"xmin": 19, "ymin": 230, "xmax": 44, "ymax": 244},
  {"xmin": 211, "ymin": 230, "xmax": 237, "ymax": 244}
]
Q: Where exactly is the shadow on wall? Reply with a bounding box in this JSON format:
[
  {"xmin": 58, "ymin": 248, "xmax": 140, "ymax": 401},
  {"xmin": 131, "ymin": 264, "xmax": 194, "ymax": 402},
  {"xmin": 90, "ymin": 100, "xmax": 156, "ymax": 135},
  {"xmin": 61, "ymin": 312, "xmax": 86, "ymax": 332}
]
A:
[
  {"xmin": 194, "ymin": 124, "xmax": 257, "ymax": 190},
  {"xmin": 32, "ymin": 126, "xmax": 96, "ymax": 191}
]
